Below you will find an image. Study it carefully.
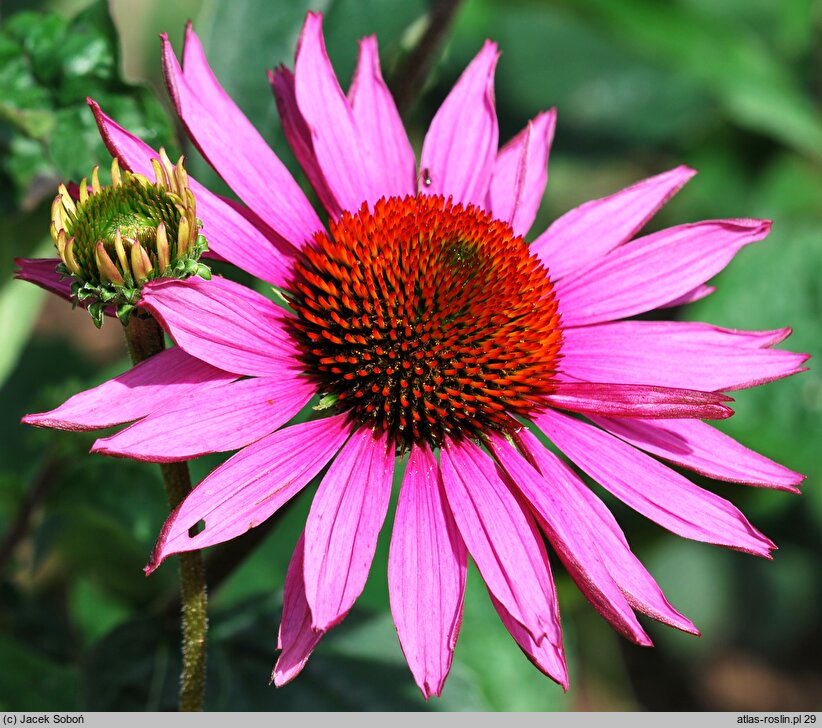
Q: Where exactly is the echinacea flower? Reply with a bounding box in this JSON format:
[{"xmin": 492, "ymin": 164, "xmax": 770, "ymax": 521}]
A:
[{"xmin": 21, "ymin": 13, "xmax": 808, "ymax": 698}]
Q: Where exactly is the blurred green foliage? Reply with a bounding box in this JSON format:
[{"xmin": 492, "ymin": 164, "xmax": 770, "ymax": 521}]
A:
[
  {"xmin": 1, "ymin": 0, "xmax": 820, "ymax": 712},
  {"xmin": 0, "ymin": 0, "xmax": 174, "ymax": 385}
]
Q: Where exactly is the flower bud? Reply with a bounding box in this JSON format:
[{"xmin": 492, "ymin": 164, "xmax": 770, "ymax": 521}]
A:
[{"xmin": 50, "ymin": 155, "xmax": 209, "ymax": 326}]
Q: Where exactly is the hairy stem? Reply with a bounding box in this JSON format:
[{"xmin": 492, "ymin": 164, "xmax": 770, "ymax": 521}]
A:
[{"xmin": 123, "ymin": 313, "xmax": 207, "ymax": 712}]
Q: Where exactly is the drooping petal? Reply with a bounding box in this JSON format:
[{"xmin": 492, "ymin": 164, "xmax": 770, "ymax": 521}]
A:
[
  {"xmin": 273, "ymin": 533, "xmax": 326, "ymax": 686},
  {"xmin": 91, "ymin": 374, "xmax": 314, "ymax": 462},
  {"xmin": 15, "ymin": 258, "xmax": 73, "ymax": 303},
  {"xmin": 164, "ymin": 29, "xmax": 323, "ymax": 248},
  {"xmin": 146, "ymin": 414, "xmax": 350, "ymax": 569},
  {"xmin": 560, "ymin": 321, "xmax": 809, "ymax": 392},
  {"xmin": 348, "ymin": 36, "xmax": 416, "ymax": 199},
  {"xmin": 439, "ymin": 437, "xmax": 561, "ymax": 645},
  {"xmin": 269, "ymin": 66, "xmax": 341, "ymax": 218},
  {"xmin": 388, "ymin": 444, "xmax": 466, "ymax": 699},
  {"xmin": 503, "ymin": 430, "xmax": 698, "ymax": 635},
  {"xmin": 592, "ymin": 416, "xmax": 804, "ymax": 492},
  {"xmin": 488, "ymin": 432, "xmax": 652, "ymax": 644},
  {"xmin": 88, "ymin": 99, "xmax": 293, "ymax": 287},
  {"xmin": 304, "ymin": 427, "xmax": 395, "ymax": 632},
  {"xmin": 488, "ymin": 110, "xmax": 556, "ymax": 237},
  {"xmin": 491, "ymin": 594, "xmax": 568, "ymax": 689},
  {"xmin": 294, "ymin": 13, "xmax": 377, "ymax": 212},
  {"xmin": 554, "ymin": 219, "xmax": 771, "ymax": 327},
  {"xmin": 139, "ymin": 276, "xmax": 299, "ymax": 377},
  {"xmin": 534, "ymin": 409, "xmax": 775, "ymax": 557},
  {"xmin": 531, "ymin": 166, "xmax": 695, "ymax": 280},
  {"xmin": 420, "ymin": 42, "xmax": 499, "ymax": 206},
  {"xmin": 23, "ymin": 346, "xmax": 234, "ymax": 431},
  {"xmin": 15, "ymin": 257, "xmax": 118, "ymax": 317},
  {"xmin": 546, "ymin": 381, "xmax": 734, "ymax": 420}
]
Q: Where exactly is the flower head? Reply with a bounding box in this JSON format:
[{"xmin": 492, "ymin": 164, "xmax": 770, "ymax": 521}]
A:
[
  {"xmin": 23, "ymin": 12, "xmax": 808, "ymax": 698},
  {"xmin": 39, "ymin": 153, "xmax": 209, "ymax": 325},
  {"xmin": 289, "ymin": 194, "xmax": 562, "ymax": 447}
]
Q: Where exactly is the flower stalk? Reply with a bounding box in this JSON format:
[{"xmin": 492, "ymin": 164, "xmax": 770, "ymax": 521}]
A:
[{"xmin": 124, "ymin": 313, "xmax": 208, "ymax": 712}]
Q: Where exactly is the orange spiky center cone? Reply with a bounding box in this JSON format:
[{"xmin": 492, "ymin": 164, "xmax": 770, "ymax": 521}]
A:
[{"xmin": 288, "ymin": 194, "xmax": 563, "ymax": 449}]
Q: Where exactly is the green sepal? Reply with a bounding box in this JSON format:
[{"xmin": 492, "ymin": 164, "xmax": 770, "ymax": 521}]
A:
[
  {"xmin": 75, "ymin": 285, "xmax": 95, "ymax": 301},
  {"xmin": 87, "ymin": 302, "xmax": 105, "ymax": 328},
  {"xmin": 115, "ymin": 303, "xmax": 136, "ymax": 325}
]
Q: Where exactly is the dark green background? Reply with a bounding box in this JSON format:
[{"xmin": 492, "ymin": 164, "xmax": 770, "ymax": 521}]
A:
[{"xmin": 1, "ymin": 0, "xmax": 820, "ymax": 711}]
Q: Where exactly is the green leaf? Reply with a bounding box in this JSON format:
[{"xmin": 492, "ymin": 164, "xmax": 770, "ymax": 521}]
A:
[
  {"xmin": 448, "ymin": 0, "xmax": 710, "ymax": 150},
  {"xmin": 0, "ymin": 237, "xmax": 53, "ymax": 388},
  {"xmin": 451, "ymin": 563, "xmax": 572, "ymax": 710},
  {"xmin": 5, "ymin": 11, "xmax": 67, "ymax": 84},
  {"xmin": 685, "ymin": 223, "xmax": 821, "ymax": 485},
  {"xmin": 0, "ymin": 636, "xmax": 80, "ymax": 711},
  {"xmin": 562, "ymin": 0, "xmax": 822, "ymax": 160},
  {"xmin": 82, "ymin": 617, "xmax": 178, "ymax": 710},
  {"xmin": 69, "ymin": 577, "xmax": 133, "ymax": 647},
  {"xmin": 0, "ymin": 276, "xmax": 46, "ymax": 388},
  {"xmin": 0, "ymin": 1, "xmax": 175, "ymax": 205}
]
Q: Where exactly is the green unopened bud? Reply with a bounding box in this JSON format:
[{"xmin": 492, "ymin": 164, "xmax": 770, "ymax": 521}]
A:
[{"xmin": 50, "ymin": 155, "xmax": 210, "ymax": 327}]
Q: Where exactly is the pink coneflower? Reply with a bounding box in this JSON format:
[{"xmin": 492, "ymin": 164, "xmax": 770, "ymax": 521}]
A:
[{"xmin": 21, "ymin": 13, "xmax": 807, "ymax": 697}]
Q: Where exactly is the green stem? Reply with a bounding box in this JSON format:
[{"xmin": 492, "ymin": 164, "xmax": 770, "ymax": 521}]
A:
[
  {"xmin": 123, "ymin": 313, "xmax": 208, "ymax": 712},
  {"xmin": 389, "ymin": 0, "xmax": 464, "ymax": 114}
]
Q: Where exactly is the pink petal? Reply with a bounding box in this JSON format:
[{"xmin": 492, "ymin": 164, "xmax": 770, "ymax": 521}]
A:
[
  {"xmin": 488, "ymin": 110, "xmax": 556, "ymax": 238},
  {"xmin": 164, "ymin": 29, "xmax": 323, "ymax": 248},
  {"xmin": 488, "ymin": 432, "xmax": 651, "ymax": 645},
  {"xmin": 15, "ymin": 257, "xmax": 118, "ymax": 317},
  {"xmin": 554, "ymin": 218, "xmax": 771, "ymax": 327},
  {"xmin": 546, "ymin": 381, "xmax": 734, "ymax": 419},
  {"xmin": 303, "ymin": 427, "xmax": 395, "ymax": 632},
  {"xmin": 88, "ymin": 99, "xmax": 293, "ymax": 288},
  {"xmin": 509, "ymin": 429, "xmax": 699, "ymax": 636},
  {"xmin": 531, "ymin": 166, "xmax": 695, "ymax": 280},
  {"xmin": 91, "ymin": 374, "xmax": 314, "ymax": 462},
  {"xmin": 592, "ymin": 416, "xmax": 804, "ymax": 492},
  {"xmin": 560, "ymin": 321, "xmax": 809, "ymax": 392},
  {"xmin": 139, "ymin": 276, "xmax": 299, "ymax": 378},
  {"xmin": 146, "ymin": 414, "xmax": 351, "ymax": 570},
  {"xmin": 660, "ymin": 284, "xmax": 715, "ymax": 308},
  {"xmin": 15, "ymin": 258, "xmax": 73, "ymax": 303},
  {"xmin": 388, "ymin": 444, "xmax": 466, "ymax": 699},
  {"xmin": 294, "ymin": 13, "xmax": 376, "ymax": 213},
  {"xmin": 269, "ymin": 66, "xmax": 341, "ymax": 219},
  {"xmin": 348, "ymin": 36, "xmax": 416, "ymax": 199},
  {"xmin": 273, "ymin": 532, "xmax": 326, "ymax": 686},
  {"xmin": 23, "ymin": 346, "xmax": 233, "ymax": 431},
  {"xmin": 439, "ymin": 437, "xmax": 561, "ymax": 645},
  {"xmin": 420, "ymin": 42, "xmax": 499, "ymax": 206},
  {"xmin": 534, "ymin": 409, "xmax": 776, "ymax": 557},
  {"xmin": 491, "ymin": 595, "xmax": 568, "ymax": 689}
]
